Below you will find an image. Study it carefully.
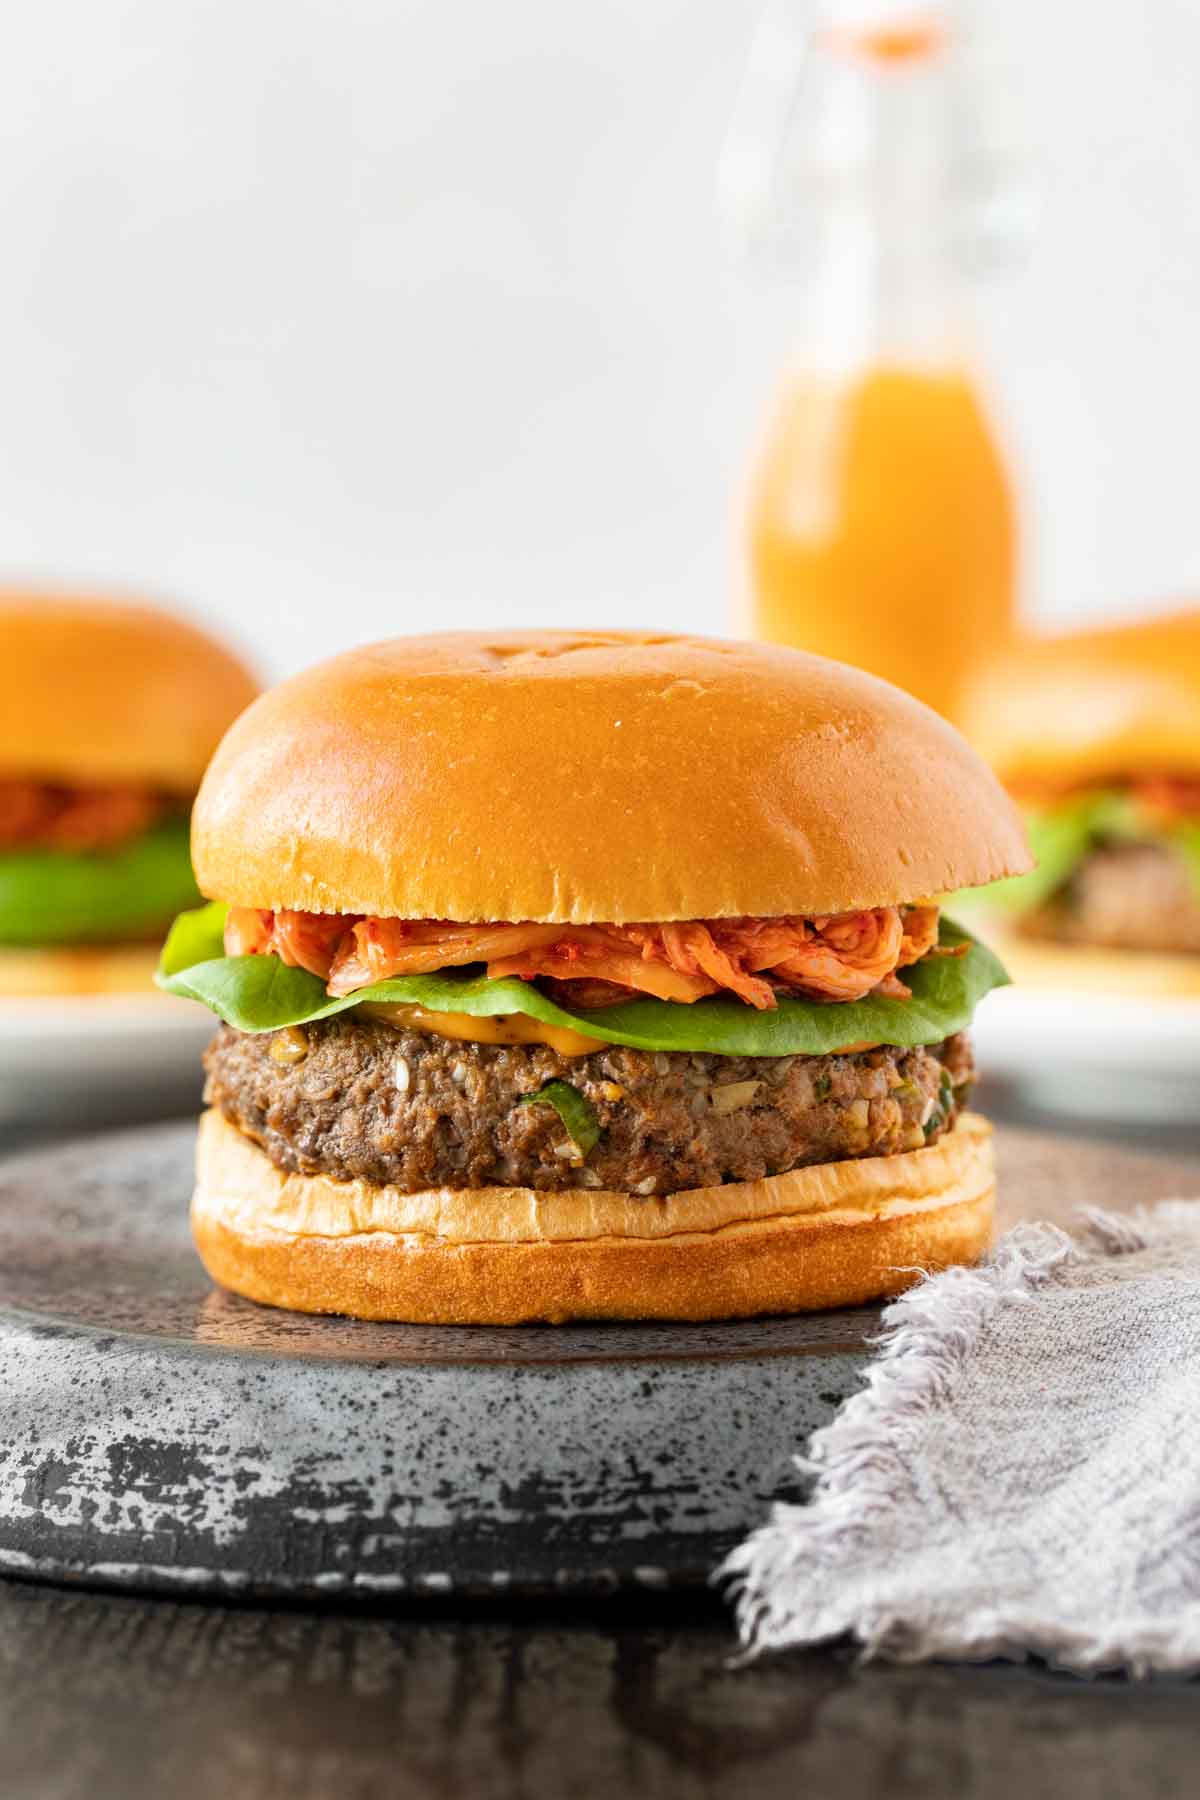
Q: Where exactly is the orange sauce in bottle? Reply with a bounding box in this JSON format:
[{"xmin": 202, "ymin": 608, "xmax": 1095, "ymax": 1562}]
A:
[
  {"xmin": 748, "ymin": 363, "xmax": 1016, "ymax": 722},
  {"xmin": 737, "ymin": 5, "xmax": 1020, "ymax": 722}
]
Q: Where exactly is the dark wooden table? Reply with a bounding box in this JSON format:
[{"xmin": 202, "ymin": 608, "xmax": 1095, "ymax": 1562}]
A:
[
  {"xmin": 3, "ymin": 1088, "xmax": 1199, "ymax": 1798},
  {"xmin": 1, "ymin": 1583, "xmax": 1197, "ymax": 1800}
]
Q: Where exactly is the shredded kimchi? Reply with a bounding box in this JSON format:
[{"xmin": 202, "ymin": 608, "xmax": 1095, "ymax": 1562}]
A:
[
  {"xmin": 225, "ymin": 902, "xmax": 943, "ymax": 1010},
  {"xmin": 0, "ymin": 780, "xmax": 167, "ymax": 852},
  {"xmin": 1009, "ymin": 774, "xmax": 1200, "ymax": 826},
  {"xmin": 1131, "ymin": 776, "xmax": 1200, "ymax": 826}
]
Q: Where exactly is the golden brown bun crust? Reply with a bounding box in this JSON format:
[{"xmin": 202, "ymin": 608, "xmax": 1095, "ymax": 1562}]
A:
[
  {"xmin": 964, "ymin": 608, "xmax": 1200, "ymax": 786},
  {"xmin": 0, "ymin": 941, "xmax": 162, "ymax": 997},
  {"xmin": 191, "ymin": 1108, "xmax": 995, "ymax": 1323},
  {"xmin": 193, "ymin": 631, "xmax": 1030, "ymax": 921},
  {"xmin": 0, "ymin": 594, "xmax": 258, "ymax": 791}
]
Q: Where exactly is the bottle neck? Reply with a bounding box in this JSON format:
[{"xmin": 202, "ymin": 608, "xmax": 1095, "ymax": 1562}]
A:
[
  {"xmin": 788, "ymin": 37, "xmax": 969, "ymax": 372},
  {"xmin": 805, "ymin": 199, "xmax": 963, "ymax": 373}
]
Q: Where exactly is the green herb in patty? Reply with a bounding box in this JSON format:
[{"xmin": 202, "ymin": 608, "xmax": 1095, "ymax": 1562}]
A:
[{"xmin": 518, "ymin": 1081, "xmax": 601, "ymax": 1158}]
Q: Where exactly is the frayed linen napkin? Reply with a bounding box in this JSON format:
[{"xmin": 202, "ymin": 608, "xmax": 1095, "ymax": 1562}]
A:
[{"xmin": 722, "ymin": 1204, "xmax": 1200, "ymax": 1676}]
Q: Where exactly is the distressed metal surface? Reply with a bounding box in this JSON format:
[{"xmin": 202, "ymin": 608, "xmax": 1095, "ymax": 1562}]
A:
[
  {"xmin": 1, "ymin": 1319, "xmax": 857, "ymax": 1599},
  {"xmin": 2, "ymin": 1120, "xmax": 1196, "ymax": 1604},
  {"xmin": 0, "ymin": 1122, "xmax": 863, "ymax": 1601}
]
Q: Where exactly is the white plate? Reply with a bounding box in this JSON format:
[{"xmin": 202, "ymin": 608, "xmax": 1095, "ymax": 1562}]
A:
[
  {"xmin": 973, "ymin": 983, "xmax": 1200, "ymax": 1126},
  {"xmin": 951, "ymin": 910, "xmax": 1200, "ymax": 1126},
  {"xmin": 0, "ymin": 992, "xmax": 211, "ymax": 1127}
]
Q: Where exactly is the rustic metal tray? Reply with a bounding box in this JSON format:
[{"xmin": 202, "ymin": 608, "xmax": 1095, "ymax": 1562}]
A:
[{"xmin": 0, "ymin": 1121, "xmax": 1192, "ymax": 1603}]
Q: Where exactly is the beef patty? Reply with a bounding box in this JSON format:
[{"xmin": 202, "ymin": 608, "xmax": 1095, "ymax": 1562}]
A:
[
  {"xmin": 1021, "ymin": 840, "xmax": 1200, "ymax": 954},
  {"xmin": 204, "ymin": 1017, "xmax": 975, "ymax": 1196}
]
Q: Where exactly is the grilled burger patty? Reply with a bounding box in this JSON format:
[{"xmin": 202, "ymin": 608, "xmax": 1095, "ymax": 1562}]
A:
[
  {"xmin": 204, "ymin": 1018, "xmax": 975, "ymax": 1196},
  {"xmin": 1022, "ymin": 840, "xmax": 1200, "ymax": 954}
]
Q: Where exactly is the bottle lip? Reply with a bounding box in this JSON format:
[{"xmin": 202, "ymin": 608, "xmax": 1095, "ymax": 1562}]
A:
[
  {"xmin": 810, "ymin": 0, "xmax": 950, "ymax": 65},
  {"xmin": 817, "ymin": 17, "xmax": 948, "ymax": 70},
  {"xmin": 718, "ymin": 0, "xmax": 1030, "ymax": 278}
]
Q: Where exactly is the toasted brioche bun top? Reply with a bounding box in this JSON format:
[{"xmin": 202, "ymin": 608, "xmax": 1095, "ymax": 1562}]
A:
[
  {"xmin": 192, "ymin": 630, "xmax": 1031, "ymax": 923},
  {"xmin": 0, "ymin": 594, "xmax": 258, "ymax": 793},
  {"xmin": 964, "ymin": 608, "xmax": 1200, "ymax": 788}
]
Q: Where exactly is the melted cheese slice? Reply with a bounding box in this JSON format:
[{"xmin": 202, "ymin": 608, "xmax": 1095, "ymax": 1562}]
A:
[
  {"xmin": 359, "ymin": 1002, "xmax": 882, "ymax": 1059},
  {"xmin": 360, "ymin": 1000, "xmax": 606, "ymax": 1057}
]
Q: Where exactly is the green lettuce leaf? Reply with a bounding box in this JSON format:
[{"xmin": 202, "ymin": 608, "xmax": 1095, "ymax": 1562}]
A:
[
  {"xmin": 519, "ymin": 1081, "xmax": 601, "ymax": 1155},
  {"xmin": 0, "ymin": 817, "xmax": 201, "ymax": 945},
  {"xmin": 1171, "ymin": 822, "xmax": 1200, "ymax": 900},
  {"xmin": 978, "ymin": 793, "xmax": 1123, "ymax": 912},
  {"xmin": 972, "ymin": 789, "xmax": 1200, "ymax": 913},
  {"xmin": 156, "ymin": 904, "xmax": 1008, "ymax": 1056}
]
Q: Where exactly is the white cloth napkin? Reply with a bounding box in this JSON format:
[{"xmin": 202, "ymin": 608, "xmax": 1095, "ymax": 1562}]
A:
[{"xmin": 722, "ymin": 1203, "xmax": 1200, "ymax": 1676}]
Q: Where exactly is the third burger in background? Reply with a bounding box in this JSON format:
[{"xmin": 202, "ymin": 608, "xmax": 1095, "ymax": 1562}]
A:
[{"xmin": 964, "ymin": 609, "xmax": 1200, "ymax": 985}]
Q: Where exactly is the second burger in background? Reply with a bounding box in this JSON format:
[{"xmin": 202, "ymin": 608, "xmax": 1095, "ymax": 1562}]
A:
[
  {"xmin": 964, "ymin": 609, "xmax": 1200, "ymax": 978},
  {"xmin": 0, "ymin": 595, "xmax": 258, "ymax": 996}
]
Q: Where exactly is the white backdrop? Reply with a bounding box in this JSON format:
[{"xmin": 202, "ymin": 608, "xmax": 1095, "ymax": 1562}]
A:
[{"xmin": 0, "ymin": 0, "xmax": 1198, "ymax": 679}]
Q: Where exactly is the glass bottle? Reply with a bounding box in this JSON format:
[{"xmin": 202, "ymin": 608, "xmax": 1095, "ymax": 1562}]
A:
[{"xmin": 739, "ymin": 3, "xmax": 1019, "ymax": 724}]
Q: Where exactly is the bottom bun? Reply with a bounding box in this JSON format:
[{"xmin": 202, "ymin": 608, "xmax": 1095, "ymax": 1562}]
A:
[
  {"xmin": 192, "ymin": 1107, "xmax": 995, "ymax": 1324},
  {"xmin": 0, "ymin": 941, "xmax": 162, "ymax": 997}
]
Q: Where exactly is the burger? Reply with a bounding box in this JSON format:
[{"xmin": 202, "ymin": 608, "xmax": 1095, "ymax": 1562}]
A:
[
  {"xmin": 963, "ymin": 609, "xmax": 1200, "ymax": 984},
  {"xmin": 159, "ymin": 630, "xmax": 1029, "ymax": 1323},
  {"xmin": 0, "ymin": 596, "xmax": 257, "ymax": 996}
]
